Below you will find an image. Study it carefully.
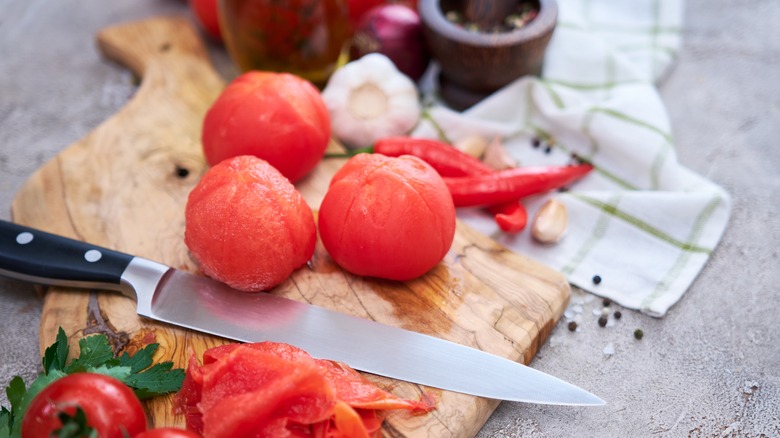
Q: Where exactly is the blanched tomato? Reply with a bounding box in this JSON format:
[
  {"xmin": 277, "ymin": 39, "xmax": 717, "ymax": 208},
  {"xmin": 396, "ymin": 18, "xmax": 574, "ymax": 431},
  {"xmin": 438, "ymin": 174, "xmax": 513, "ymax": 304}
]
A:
[
  {"xmin": 318, "ymin": 153, "xmax": 456, "ymax": 281},
  {"xmin": 185, "ymin": 156, "xmax": 317, "ymax": 292},
  {"xmin": 134, "ymin": 427, "xmax": 201, "ymax": 438},
  {"xmin": 21, "ymin": 373, "xmax": 147, "ymax": 438},
  {"xmin": 201, "ymin": 71, "xmax": 331, "ymax": 183}
]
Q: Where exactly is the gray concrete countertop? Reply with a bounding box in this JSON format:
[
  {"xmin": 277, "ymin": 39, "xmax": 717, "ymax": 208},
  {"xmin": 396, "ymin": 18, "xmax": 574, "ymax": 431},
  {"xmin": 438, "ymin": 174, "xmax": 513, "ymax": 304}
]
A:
[{"xmin": 1, "ymin": 0, "xmax": 778, "ymax": 436}]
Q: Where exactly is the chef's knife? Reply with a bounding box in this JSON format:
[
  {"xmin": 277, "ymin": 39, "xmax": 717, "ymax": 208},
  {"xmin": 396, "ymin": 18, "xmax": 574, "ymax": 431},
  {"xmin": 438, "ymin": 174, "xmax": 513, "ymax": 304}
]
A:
[{"xmin": 0, "ymin": 220, "xmax": 604, "ymax": 406}]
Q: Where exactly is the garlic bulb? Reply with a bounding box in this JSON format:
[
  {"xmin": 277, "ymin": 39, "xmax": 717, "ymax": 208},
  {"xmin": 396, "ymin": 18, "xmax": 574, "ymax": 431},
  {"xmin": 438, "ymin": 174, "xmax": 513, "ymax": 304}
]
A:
[{"xmin": 321, "ymin": 53, "xmax": 421, "ymax": 149}]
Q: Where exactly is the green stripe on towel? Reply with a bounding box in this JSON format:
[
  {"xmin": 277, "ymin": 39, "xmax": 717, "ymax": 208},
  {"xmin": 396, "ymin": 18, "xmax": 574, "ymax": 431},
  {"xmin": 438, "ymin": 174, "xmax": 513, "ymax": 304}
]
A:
[
  {"xmin": 641, "ymin": 196, "xmax": 724, "ymax": 309},
  {"xmin": 572, "ymin": 194, "xmax": 714, "ymax": 254}
]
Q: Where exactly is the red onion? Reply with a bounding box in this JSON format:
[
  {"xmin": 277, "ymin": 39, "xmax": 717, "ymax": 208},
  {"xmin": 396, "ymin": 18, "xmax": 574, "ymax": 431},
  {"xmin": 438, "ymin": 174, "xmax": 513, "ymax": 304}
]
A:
[{"xmin": 349, "ymin": 4, "xmax": 430, "ymax": 81}]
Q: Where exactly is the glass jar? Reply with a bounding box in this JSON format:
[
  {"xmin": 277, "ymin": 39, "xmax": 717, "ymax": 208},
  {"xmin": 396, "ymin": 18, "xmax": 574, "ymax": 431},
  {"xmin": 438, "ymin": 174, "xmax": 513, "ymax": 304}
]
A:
[{"xmin": 219, "ymin": 0, "xmax": 351, "ymax": 87}]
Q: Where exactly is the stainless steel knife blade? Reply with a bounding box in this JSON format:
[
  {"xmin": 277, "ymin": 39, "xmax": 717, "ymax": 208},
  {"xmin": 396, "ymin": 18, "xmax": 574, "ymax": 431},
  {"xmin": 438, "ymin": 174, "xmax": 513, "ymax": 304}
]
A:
[{"xmin": 0, "ymin": 220, "xmax": 604, "ymax": 406}]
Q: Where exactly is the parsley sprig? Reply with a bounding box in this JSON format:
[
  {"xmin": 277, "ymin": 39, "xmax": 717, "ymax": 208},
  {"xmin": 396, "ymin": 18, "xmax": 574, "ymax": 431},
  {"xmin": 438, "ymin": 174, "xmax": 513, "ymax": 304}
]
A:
[{"xmin": 0, "ymin": 328, "xmax": 185, "ymax": 437}]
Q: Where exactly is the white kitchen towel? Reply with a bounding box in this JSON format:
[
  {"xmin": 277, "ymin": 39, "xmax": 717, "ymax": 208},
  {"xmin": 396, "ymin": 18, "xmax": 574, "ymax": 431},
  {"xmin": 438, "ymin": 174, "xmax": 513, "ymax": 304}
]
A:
[{"xmin": 412, "ymin": 0, "xmax": 731, "ymax": 317}]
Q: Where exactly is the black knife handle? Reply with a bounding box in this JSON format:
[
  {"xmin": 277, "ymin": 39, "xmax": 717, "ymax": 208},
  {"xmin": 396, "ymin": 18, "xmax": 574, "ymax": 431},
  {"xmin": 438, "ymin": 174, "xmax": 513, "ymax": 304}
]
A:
[{"xmin": 0, "ymin": 220, "xmax": 134, "ymax": 291}]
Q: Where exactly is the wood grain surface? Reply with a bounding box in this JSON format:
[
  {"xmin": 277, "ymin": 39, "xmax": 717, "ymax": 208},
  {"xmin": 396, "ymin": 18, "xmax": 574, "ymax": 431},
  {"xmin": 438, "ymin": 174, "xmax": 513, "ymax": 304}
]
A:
[{"xmin": 10, "ymin": 16, "xmax": 569, "ymax": 437}]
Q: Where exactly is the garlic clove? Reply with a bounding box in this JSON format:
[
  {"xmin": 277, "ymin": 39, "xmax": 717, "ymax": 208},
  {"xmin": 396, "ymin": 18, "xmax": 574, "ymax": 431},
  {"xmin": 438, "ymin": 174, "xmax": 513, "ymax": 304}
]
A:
[
  {"xmin": 531, "ymin": 199, "xmax": 568, "ymax": 244},
  {"xmin": 453, "ymin": 135, "xmax": 489, "ymax": 158},
  {"xmin": 482, "ymin": 136, "xmax": 517, "ymax": 171}
]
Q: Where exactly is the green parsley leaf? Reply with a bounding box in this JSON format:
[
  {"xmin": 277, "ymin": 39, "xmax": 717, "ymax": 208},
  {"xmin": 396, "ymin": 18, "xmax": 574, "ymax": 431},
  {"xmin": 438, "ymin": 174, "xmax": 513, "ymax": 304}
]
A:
[
  {"xmin": 0, "ymin": 412, "xmax": 10, "ymax": 438},
  {"xmin": 117, "ymin": 343, "xmax": 157, "ymax": 374},
  {"xmin": 3, "ymin": 376, "xmax": 26, "ymax": 435},
  {"xmin": 86, "ymin": 364, "xmax": 132, "ymax": 383},
  {"xmin": 64, "ymin": 334, "xmax": 116, "ymax": 373},
  {"xmin": 124, "ymin": 362, "xmax": 185, "ymax": 400},
  {"xmin": 42, "ymin": 328, "xmax": 69, "ymax": 373},
  {"xmin": 5, "ymin": 377, "xmax": 25, "ymax": 419},
  {"xmin": 116, "ymin": 343, "xmax": 185, "ymax": 399}
]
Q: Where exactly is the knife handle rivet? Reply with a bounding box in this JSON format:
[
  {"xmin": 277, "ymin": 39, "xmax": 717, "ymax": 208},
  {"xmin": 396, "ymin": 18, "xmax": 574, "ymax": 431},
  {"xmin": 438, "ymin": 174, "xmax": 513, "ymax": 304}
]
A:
[
  {"xmin": 84, "ymin": 249, "xmax": 102, "ymax": 263},
  {"xmin": 16, "ymin": 232, "xmax": 34, "ymax": 245}
]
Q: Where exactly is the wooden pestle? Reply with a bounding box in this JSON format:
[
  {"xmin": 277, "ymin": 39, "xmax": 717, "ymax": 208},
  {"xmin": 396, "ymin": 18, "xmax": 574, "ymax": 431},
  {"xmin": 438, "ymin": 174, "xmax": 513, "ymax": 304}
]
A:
[{"xmin": 464, "ymin": 0, "xmax": 519, "ymax": 29}]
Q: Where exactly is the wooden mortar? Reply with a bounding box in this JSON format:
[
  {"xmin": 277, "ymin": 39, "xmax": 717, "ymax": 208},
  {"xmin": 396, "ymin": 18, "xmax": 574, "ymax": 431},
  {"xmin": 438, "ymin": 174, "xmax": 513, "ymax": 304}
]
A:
[{"xmin": 419, "ymin": 0, "xmax": 558, "ymax": 110}]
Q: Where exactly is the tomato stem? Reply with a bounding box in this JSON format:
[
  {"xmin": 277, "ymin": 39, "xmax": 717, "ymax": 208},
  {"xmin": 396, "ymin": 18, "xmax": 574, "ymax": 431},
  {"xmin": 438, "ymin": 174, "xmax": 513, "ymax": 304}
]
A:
[{"xmin": 323, "ymin": 145, "xmax": 374, "ymax": 158}]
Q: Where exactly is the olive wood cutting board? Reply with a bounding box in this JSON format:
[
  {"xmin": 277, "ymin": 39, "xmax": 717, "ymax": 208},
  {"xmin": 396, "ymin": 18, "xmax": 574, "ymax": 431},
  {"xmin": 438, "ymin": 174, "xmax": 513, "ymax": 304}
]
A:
[{"xmin": 10, "ymin": 16, "xmax": 569, "ymax": 438}]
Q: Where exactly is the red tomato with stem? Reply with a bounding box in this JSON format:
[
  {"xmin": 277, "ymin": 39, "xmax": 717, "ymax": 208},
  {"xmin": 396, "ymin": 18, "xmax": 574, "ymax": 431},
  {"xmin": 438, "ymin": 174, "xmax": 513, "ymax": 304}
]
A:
[
  {"xmin": 189, "ymin": 0, "xmax": 222, "ymax": 41},
  {"xmin": 21, "ymin": 373, "xmax": 147, "ymax": 438},
  {"xmin": 318, "ymin": 153, "xmax": 456, "ymax": 281},
  {"xmin": 202, "ymin": 72, "xmax": 331, "ymax": 183}
]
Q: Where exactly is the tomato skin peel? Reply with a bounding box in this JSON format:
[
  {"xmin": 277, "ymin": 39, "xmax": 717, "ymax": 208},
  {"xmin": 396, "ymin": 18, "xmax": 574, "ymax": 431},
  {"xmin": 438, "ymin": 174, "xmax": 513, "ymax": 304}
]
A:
[{"xmin": 173, "ymin": 342, "xmax": 434, "ymax": 437}]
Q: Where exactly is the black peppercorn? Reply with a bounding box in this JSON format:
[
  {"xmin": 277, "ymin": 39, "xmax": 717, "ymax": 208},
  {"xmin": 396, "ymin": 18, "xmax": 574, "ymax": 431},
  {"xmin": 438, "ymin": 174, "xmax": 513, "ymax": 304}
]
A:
[
  {"xmin": 614, "ymin": 311, "xmax": 622, "ymax": 319},
  {"xmin": 592, "ymin": 275, "xmax": 602, "ymax": 285},
  {"xmin": 602, "ymin": 298, "xmax": 611, "ymax": 307},
  {"xmin": 567, "ymin": 321, "xmax": 578, "ymax": 332},
  {"xmin": 532, "ymin": 137, "xmax": 541, "ymax": 148},
  {"xmin": 175, "ymin": 165, "xmax": 190, "ymax": 179},
  {"xmin": 544, "ymin": 145, "xmax": 552, "ymax": 154},
  {"xmin": 598, "ymin": 316, "xmax": 608, "ymax": 327},
  {"xmin": 634, "ymin": 329, "xmax": 644, "ymax": 340}
]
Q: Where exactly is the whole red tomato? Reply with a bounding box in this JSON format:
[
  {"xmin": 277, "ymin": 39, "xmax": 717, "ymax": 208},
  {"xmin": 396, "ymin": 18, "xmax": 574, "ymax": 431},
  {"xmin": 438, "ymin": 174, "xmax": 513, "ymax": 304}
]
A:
[
  {"xmin": 189, "ymin": 0, "xmax": 222, "ymax": 41},
  {"xmin": 318, "ymin": 153, "xmax": 456, "ymax": 281},
  {"xmin": 21, "ymin": 373, "xmax": 147, "ymax": 438},
  {"xmin": 202, "ymin": 72, "xmax": 331, "ymax": 183},
  {"xmin": 134, "ymin": 427, "xmax": 201, "ymax": 438}
]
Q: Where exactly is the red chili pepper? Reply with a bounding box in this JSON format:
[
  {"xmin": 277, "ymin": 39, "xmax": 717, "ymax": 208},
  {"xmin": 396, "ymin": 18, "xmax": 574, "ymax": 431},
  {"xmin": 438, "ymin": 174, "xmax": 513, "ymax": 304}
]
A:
[
  {"xmin": 444, "ymin": 164, "xmax": 594, "ymax": 207},
  {"xmin": 488, "ymin": 201, "xmax": 528, "ymax": 233},
  {"xmin": 373, "ymin": 137, "xmax": 488, "ymax": 177},
  {"xmin": 373, "ymin": 137, "xmax": 528, "ymax": 232}
]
